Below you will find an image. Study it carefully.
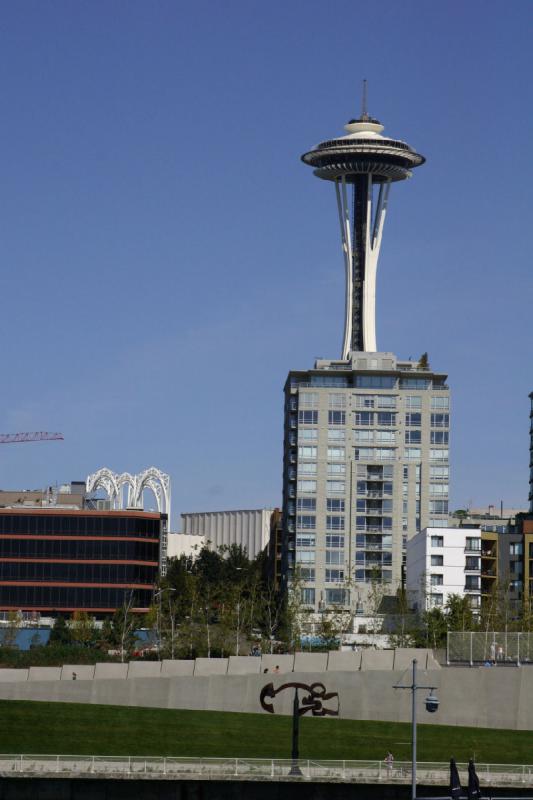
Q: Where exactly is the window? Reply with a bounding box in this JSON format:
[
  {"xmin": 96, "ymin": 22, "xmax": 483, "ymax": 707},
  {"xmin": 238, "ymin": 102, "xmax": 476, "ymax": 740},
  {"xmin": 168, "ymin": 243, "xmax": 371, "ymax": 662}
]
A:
[
  {"xmin": 327, "ymin": 498, "xmax": 345, "ymax": 512},
  {"xmin": 328, "ymin": 429, "xmax": 345, "ymax": 442},
  {"xmin": 430, "ymin": 594, "xmax": 443, "ymax": 607},
  {"xmin": 430, "ymin": 466, "xmax": 449, "ymax": 479},
  {"xmin": 430, "ymin": 483, "xmax": 449, "ymax": 496},
  {"xmin": 377, "ymin": 412, "xmax": 396, "ymax": 426},
  {"xmin": 430, "ymin": 500, "xmax": 448, "ymax": 514},
  {"xmin": 430, "ymin": 574, "xmax": 443, "ymax": 586},
  {"xmin": 465, "ymin": 575, "xmax": 480, "ymax": 590},
  {"xmin": 405, "ymin": 413, "xmax": 422, "ymax": 426},
  {"xmin": 354, "ymin": 430, "xmax": 373, "ymax": 442},
  {"xmin": 465, "ymin": 537, "xmax": 481, "ymax": 551},
  {"xmin": 299, "ymin": 567, "xmax": 315, "ymax": 582},
  {"xmin": 405, "ymin": 430, "xmax": 421, "ymax": 444},
  {"xmin": 431, "ymin": 431, "xmax": 449, "ymax": 444},
  {"xmin": 510, "ymin": 542, "xmax": 523, "ymax": 556},
  {"xmin": 325, "ymin": 588, "xmax": 348, "ymax": 605},
  {"xmin": 431, "ymin": 396, "xmax": 449, "ymax": 409},
  {"xmin": 299, "ymin": 462, "xmax": 317, "ymax": 474},
  {"xmin": 296, "ymin": 515, "xmax": 316, "ymax": 530},
  {"xmin": 429, "ymin": 519, "xmax": 448, "ymax": 528},
  {"xmin": 327, "ymin": 447, "xmax": 345, "ymax": 460},
  {"xmin": 327, "ymin": 481, "xmax": 345, "ymax": 493},
  {"xmin": 298, "ymin": 410, "xmax": 318, "ymax": 425},
  {"xmin": 328, "ymin": 410, "xmax": 346, "ymax": 425},
  {"xmin": 296, "ymin": 534, "xmax": 316, "ymax": 547},
  {"xmin": 431, "ymin": 555, "xmax": 443, "ymax": 566},
  {"xmin": 297, "ymin": 498, "xmax": 316, "ymax": 511},
  {"xmin": 326, "ymin": 534, "xmax": 345, "ymax": 548},
  {"xmin": 325, "ymin": 568, "xmax": 345, "ymax": 582},
  {"xmin": 354, "ymin": 411, "xmax": 374, "ymax": 426},
  {"xmin": 405, "ymin": 396, "xmax": 422, "ymax": 409},
  {"xmin": 296, "ymin": 550, "xmax": 315, "ymax": 563},
  {"xmin": 326, "ymin": 550, "xmax": 344, "ymax": 565},
  {"xmin": 355, "ymin": 376, "xmax": 396, "ymax": 389},
  {"xmin": 326, "ymin": 515, "xmax": 345, "ymax": 531},
  {"xmin": 465, "ymin": 556, "xmax": 480, "ymax": 570},
  {"xmin": 376, "ymin": 448, "xmax": 395, "ymax": 460},
  {"xmin": 297, "ymin": 480, "xmax": 316, "ymax": 493},
  {"xmin": 299, "ymin": 392, "xmax": 318, "ymax": 407},
  {"xmin": 298, "ymin": 446, "xmax": 317, "ymax": 459},
  {"xmin": 327, "ymin": 463, "xmax": 346, "ymax": 475},
  {"xmin": 377, "ymin": 395, "xmax": 396, "ymax": 409},
  {"xmin": 354, "ymin": 448, "xmax": 374, "ymax": 461},
  {"xmin": 375, "ymin": 430, "xmax": 395, "ymax": 443},
  {"xmin": 430, "ymin": 449, "xmax": 449, "ymax": 461},
  {"xmin": 431, "ymin": 413, "xmax": 449, "ymax": 428},
  {"xmin": 301, "ymin": 588, "xmax": 315, "ymax": 605},
  {"xmin": 298, "ymin": 428, "xmax": 318, "ymax": 442},
  {"xmin": 310, "ymin": 375, "xmax": 348, "ymax": 387},
  {"xmin": 354, "ymin": 395, "xmax": 375, "ymax": 408},
  {"xmin": 328, "ymin": 393, "xmax": 346, "ymax": 408},
  {"xmin": 405, "ymin": 448, "xmax": 421, "ymax": 460},
  {"xmin": 400, "ymin": 378, "xmax": 431, "ymax": 389},
  {"xmin": 431, "ymin": 536, "xmax": 444, "ymax": 547}
]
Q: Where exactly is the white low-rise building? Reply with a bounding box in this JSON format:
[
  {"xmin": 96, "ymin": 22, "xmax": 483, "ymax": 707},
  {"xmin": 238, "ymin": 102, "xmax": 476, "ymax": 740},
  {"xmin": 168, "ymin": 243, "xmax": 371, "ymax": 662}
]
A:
[{"xmin": 406, "ymin": 526, "xmax": 482, "ymax": 612}]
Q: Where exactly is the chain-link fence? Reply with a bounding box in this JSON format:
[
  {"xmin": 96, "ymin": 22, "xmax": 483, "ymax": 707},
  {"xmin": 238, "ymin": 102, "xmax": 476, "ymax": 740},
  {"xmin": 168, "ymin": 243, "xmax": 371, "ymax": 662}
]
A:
[{"xmin": 447, "ymin": 631, "xmax": 533, "ymax": 665}]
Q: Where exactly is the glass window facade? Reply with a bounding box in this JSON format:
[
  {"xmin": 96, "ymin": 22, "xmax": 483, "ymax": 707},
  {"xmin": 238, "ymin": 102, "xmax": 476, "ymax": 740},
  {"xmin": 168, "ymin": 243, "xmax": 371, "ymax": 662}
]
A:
[{"xmin": 0, "ymin": 511, "xmax": 161, "ymax": 614}]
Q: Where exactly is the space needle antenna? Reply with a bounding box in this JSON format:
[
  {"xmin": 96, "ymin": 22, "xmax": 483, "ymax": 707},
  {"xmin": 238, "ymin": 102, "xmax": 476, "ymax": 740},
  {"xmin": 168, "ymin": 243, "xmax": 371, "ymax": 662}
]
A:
[{"xmin": 361, "ymin": 79, "xmax": 368, "ymax": 120}]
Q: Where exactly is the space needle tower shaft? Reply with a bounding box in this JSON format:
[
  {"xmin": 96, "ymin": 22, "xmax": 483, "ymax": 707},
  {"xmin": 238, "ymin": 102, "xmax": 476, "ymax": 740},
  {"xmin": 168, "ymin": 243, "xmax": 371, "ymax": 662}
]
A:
[{"xmin": 302, "ymin": 85, "xmax": 425, "ymax": 357}]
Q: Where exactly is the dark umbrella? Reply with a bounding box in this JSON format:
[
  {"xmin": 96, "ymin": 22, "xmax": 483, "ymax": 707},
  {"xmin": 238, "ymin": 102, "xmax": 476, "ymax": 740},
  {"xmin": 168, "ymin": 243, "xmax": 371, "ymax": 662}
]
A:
[
  {"xmin": 450, "ymin": 758, "xmax": 463, "ymax": 799},
  {"xmin": 467, "ymin": 759, "xmax": 481, "ymax": 800}
]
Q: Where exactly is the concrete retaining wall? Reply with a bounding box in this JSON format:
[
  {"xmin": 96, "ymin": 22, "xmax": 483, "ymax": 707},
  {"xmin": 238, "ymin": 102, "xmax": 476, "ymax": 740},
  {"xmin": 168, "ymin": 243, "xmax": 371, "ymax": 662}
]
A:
[
  {"xmin": 60, "ymin": 665, "xmax": 95, "ymax": 681},
  {"xmin": 1, "ymin": 667, "xmax": 532, "ymax": 730}
]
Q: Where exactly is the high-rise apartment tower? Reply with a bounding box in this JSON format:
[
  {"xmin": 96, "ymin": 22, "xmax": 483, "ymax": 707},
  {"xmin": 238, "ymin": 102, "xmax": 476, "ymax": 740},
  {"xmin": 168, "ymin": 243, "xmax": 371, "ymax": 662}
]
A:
[{"xmin": 282, "ymin": 98, "xmax": 450, "ymax": 616}]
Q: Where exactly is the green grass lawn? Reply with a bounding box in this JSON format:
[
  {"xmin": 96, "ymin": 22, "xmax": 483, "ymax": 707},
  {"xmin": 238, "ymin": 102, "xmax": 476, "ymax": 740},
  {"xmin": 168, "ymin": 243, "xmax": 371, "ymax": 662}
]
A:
[{"xmin": 0, "ymin": 700, "xmax": 528, "ymax": 763}]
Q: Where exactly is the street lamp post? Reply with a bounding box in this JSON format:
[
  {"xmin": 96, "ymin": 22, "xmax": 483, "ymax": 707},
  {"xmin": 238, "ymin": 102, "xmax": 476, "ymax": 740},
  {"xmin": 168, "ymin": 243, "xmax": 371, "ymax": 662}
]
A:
[{"xmin": 393, "ymin": 659, "xmax": 438, "ymax": 800}]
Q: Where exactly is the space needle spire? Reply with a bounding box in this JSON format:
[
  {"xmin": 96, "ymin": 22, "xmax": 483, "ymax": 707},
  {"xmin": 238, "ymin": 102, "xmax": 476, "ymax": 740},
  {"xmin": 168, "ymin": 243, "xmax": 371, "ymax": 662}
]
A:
[{"xmin": 302, "ymin": 88, "xmax": 425, "ymax": 357}]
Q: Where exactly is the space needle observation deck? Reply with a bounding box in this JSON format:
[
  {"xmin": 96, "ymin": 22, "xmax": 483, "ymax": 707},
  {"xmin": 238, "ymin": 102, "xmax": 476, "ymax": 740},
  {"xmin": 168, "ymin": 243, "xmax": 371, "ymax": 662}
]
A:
[{"xmin": 302, "ymin": 93, "xmax": 425, "ymax": 358}]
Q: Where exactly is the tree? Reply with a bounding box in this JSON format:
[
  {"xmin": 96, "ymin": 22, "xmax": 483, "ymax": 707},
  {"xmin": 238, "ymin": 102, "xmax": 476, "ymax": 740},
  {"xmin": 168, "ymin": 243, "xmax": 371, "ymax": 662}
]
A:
[
  {"xmin": 368, "ymin": 567, "xmax": 386, "ymax": 643},
  {"xmin": 1, "ymin": 610, "xmax": 22, "ymax": 647},
  {"xmin": 112, "ymin": 592, "xmax": 138, "ymax": 662},
  {"xmin": 418, "ymin": 352, "xmax": 429, "ymax": 370},
  {"xmin": 445, "ymin": 593, "xmax": 475, "ymax": 632},
  {"xmin": 71, "ymin": 611, "xmax": 97, "ymax": 647},
  {"xmin": 48, "ymin": 615, "xmax": 72, "ymax": 646},
  {"xmin": 316, "ymin": 610, "xmax": 343, "ymax": 650}
]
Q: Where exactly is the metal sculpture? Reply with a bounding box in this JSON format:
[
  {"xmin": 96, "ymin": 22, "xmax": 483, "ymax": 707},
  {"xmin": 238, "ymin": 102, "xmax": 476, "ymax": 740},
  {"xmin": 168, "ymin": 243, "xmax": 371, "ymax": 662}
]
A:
[
  {"xmin": 260, "ymin": 680, "xmax": 339, "ymax": 777},
  {"xmin": 260, "ymin": 681, "xmax": 339, "ymax": 717}
]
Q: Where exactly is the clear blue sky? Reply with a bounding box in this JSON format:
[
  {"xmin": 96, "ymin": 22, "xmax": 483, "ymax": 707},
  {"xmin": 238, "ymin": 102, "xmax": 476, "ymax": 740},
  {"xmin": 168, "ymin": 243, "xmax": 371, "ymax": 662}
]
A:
[{"xmin": 0, "ymin": 1, "xmax": 531, "ymax": 527}]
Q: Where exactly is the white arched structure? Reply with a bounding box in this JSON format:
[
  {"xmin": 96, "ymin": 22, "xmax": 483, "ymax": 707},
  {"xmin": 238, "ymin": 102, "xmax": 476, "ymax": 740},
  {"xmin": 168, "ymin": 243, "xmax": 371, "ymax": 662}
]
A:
[
  {"xmin": 86, "ymin": 466, "xmax": 171, "ymax": 522},
  {"xmin": 85, "ymin": 468, "xmax": 120, "ymax": 509}
]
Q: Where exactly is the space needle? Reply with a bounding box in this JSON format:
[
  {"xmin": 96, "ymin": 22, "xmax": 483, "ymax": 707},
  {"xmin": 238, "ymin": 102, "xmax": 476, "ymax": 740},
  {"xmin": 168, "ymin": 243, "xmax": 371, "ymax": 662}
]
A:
[{"xmin": 302, "ymin": 84, "xmax": 425, "ymax": 358}]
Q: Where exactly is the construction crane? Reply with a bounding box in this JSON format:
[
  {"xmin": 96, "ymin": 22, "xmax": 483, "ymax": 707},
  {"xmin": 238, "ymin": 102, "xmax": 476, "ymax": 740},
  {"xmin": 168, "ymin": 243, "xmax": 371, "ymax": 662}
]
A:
[{"xmin": 0, "ymin": 432, "xmax": 64, "ymax": 444}]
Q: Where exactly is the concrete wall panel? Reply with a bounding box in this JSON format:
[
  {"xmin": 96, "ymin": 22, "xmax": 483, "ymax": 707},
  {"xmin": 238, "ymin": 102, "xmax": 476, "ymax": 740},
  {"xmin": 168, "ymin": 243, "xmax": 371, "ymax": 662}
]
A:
[
  {"xmin": 0, "ymin": 669, "xmax": 29, "ymax": 682},
  {"xmin": 293, "ymin": 653, "xmax": 329, "ymax": 673},
  {"xmin": 327, "ymin": 651, "xmax": 362, "ymax": 671},
  {"xmin": 60, "ymin": 665, "xmax": 95, "ymax": 681},
  {"xmin": 127, "ymin": 662, "xmax": 162, "ymax": 678},
  {"xmin": 161, "ymin": 660, "xmax": 195, "ymax": 676},
  {"xmin": 227, "ymin": 656, "xmax": 261, "ymax": 675},
  {"xmin": 393, "ymin": 648, "xmax": 432, "ymax": 671},
  {"xmin": 260, "ymin": 654, "xmax": 294, "ymax": 674},
  {"xmin": 194, "ymin": 658, "xmax": 228, "ymax": 676},
  {"xmin": 94, "ymin": 663, "xmax": 128, "ymax": 680},
  {"xmin": 28, "ymin": 667, "xmax": 61, "ymax": 682},
  {"xmin": 360, "ymin": 650, "xmax": 394, "ymax": 670}
]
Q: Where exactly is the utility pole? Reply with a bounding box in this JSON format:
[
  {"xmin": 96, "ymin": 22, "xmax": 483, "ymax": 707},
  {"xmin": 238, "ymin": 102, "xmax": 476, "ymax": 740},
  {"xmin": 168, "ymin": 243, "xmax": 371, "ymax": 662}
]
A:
[{"xmin": 393, "ymin": 659, "xmax": 439, "ymax": 800}]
